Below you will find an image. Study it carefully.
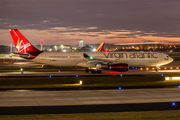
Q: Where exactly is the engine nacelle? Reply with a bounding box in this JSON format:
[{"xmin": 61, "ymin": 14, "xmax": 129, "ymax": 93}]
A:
[{"xmin": 108, "ymin": 63, "xmax": 129, "ymax": 71}]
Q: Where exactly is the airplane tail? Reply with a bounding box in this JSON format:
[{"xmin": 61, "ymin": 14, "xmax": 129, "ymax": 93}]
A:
[
  {"xmin": 95, "ymin": 42, "xmax": 105, "ymax": 52},
  {"xmin": 9, "ymin": 29, "xmax": 42, "ymax": 58}
]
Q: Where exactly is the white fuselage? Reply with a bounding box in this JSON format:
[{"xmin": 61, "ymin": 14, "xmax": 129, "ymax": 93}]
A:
[{"xmin": 32, "ymin": 51, "xmax": 173, "ymax": 68}]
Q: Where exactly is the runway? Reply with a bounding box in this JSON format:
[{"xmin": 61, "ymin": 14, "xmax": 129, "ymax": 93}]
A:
[
  {"xmin": 0, "ymin": 61, "xmax": 180, "ymax": 115},
  {"xmin": 1, "ymin": 88, "xmax": 180, "ymax": 106},
  {"xmin": 0, "ymin": 88, "xmax": 180, "ymax": 114}
]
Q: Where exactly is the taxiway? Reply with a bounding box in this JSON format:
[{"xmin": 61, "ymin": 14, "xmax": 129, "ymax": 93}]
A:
[{"xmin": 0, "ymin": 61, "xmax": 180, "ymax": 77}]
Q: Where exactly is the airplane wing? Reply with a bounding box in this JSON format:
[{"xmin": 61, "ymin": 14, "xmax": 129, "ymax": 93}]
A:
[{"xmin": 78, "ymin": 53, "xmax": 129, "ymax": 72}]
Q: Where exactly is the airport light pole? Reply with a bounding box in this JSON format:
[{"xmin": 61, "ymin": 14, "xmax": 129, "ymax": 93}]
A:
[
  {"xmin": 10, "ymin": 40, "xmax": 12, "ymax": 53},
  {"xmin": 41, "ymin": 40, "xmax": 43, "ymax": 51}
]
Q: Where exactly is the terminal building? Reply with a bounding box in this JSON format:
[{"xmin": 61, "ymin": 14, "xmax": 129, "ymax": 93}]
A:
[{"xmin": 114, "ymin": 42, "xmax": 164, "ymax": 51}]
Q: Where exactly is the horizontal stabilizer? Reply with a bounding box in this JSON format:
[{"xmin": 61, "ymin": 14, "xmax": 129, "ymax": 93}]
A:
[{"xmin": 10, "ymin": 52, "xmax": 30, "ymax": 58}]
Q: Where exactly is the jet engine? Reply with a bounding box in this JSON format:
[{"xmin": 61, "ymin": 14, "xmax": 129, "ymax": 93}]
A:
[{"xmin": 108, "ymin": 63, "xmax": 129, "ymax": 71}]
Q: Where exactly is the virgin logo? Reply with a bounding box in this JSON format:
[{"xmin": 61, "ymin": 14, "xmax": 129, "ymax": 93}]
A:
[{"xmin": 16, "ymin": 40, "xmax": 31, "ymax": 52}]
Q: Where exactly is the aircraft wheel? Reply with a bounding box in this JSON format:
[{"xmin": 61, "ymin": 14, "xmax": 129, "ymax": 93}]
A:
[
  {"xmin": 97, "ymin": 70, "xmax": 101, "ymax": 74},
  {"xmin": 155, "ymin": 66, "xmax": 159, "ymax": 72},
  {"xmin": 85, "ymin": 68, "xmax": 90, "ymax": 73},
  {"xmin": 91, "ymin": 70, "xmax": 96, "ymax": 74}
]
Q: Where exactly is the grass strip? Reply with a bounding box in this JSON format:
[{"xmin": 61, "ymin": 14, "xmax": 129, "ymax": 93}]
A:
[
  {"xmin": 0, "ymin": 110, "xmax": 180, "ymax": 120},
  {"xmin": 0, "ymin": 76, "xmax": 180, "ymax": 89}
]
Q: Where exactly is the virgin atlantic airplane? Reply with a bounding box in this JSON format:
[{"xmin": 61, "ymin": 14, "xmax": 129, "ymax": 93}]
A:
[{"xmin": 9, "ymin": 29, "xmax": 173, "ymax": 74}]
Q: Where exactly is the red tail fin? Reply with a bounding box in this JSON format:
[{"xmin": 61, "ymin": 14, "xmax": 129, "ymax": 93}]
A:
[
  {"xmin": 9, "ymin": 29, "xmax": 41, "ymax": 55},
  {"xmin": 95, "ymin": 42, "xmax": 105, "ymax": 52}
]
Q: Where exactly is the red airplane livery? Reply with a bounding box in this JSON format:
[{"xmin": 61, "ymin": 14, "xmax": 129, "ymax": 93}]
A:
[
  {"xmin": 9, "ymin": 29, "xmax": 173, "ymax": 73},
  {"xmin": 9, "ymin": 29, "xmax": 42, "ymax": 58}
]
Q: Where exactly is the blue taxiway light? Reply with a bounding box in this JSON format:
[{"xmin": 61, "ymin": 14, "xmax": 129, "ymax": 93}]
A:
[
  {"xmin": 58, "ymin": 70, "xmax": 61, "ymax": 73},
  {"xmin": 172, "ymin": 102, "xmax": 176, "ymax": 106},
  {"xmin": 21, "ymin": 71, "xmax": 24, "ymax": 74},
  {"xmin": 119, "ymin": 87, "xmax": 121, "ymax": 90},
  {"xmin": 161, "ymin": 74, "xmax": 164, "ymax": 76},
  {"xmin": 76, "ymin": 75, "xmax": 78, "ymax": 77},
  {"xmin": 178, "ymin": 86, "xmax": 180, "ymax": 88},
  {"xmin": 132, "ymin": 66, "xmax": 134, "ymax": 69},
  {"xmin": 120, "ymin": 74, "xmax": 122, "ymax": 77},
  {"xmin": 49, "ymin": 75, "xmax": 52, "ymax": 78},
  {"xmin": 135, "ymin": 67, "xmax": 137, "ymax": 69}
]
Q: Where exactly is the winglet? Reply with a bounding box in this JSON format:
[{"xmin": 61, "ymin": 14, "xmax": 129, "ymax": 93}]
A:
[
  {"xmin": 95, "ymin": 42, "xmax": 105, "ymax": 52},
  {"xmin": 83, "ymin": 53, "xmax": 89, "ymax": 58}
]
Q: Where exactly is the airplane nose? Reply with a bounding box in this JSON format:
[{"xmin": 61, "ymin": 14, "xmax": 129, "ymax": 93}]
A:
[{"xmin": 169, "ymin": 57, "xmax": 174, "ymax": 63}]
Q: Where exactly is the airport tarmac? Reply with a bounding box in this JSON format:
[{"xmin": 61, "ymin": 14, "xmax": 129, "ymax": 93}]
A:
[
  {"xmin": 0, "ymin": 61, "xmax": 180, "ymax": 77},
  {"xmin": 0, "ymin": 69, "xmax": 180, "ymax": 77},
  {"xmin": 0, "ymin": 88, "xmax": 180, "ymax": 107},
  {"xmin": 0, "ymin": 61, "xmax": 180, "ymax": 114}
]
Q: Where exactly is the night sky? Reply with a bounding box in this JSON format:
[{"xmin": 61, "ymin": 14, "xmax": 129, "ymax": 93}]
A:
[{"xmin": 0, "ymin": 0, "xmax": 180, "ymax": 45}]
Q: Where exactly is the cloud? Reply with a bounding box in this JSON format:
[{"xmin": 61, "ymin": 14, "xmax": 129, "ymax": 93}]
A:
[
  {"xmin": 87, "ymin": 27, "xmax": 98, "ymax": 30},
  {"xmin": 0, "ymin": 0, "xmax": 180, "ymax": 45},
  {"xmin": 140, "ymin": 39, "xmax": 156, "ymax": 43},
  {"xmin": 105, "ymin": 36, "xmax": 130, "ymax": 39},
  {"xmin": 163, "ymin": 40, "xmax": 180, "ymax": 44},
  {"xmin": 79, "ymin": 34, "xmax": 98, "ymax": 37},
  {"xmin": 56, "ymin": 39, "xmax": 80, "ymax": 41},
  {"xmin": 1, "ymin": 1, "xmax": 179, "ymax": 33}
]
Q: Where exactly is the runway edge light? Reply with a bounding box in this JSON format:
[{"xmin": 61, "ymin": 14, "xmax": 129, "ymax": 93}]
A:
[
  {"xmin": 172, "ymin": 102, "xmax": 176, "ymax": 106},
  {"xmin": 80, "ymin": 80, "xmax": 83, "ymax": 85},
  {"xmin": 165, "ymin": 77, "xmax": 180, "ymax": 81}
]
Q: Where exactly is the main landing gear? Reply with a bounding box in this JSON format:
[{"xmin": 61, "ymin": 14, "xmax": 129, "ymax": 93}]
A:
[{"xmin": 85, "ymin": 68, "xmax": 101, "ymax": 74}]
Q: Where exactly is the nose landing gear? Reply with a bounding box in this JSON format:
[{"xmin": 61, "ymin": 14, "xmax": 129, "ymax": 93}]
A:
[{"xmin": 155, "ymin": 66, "xmax": 160, "ymax": 72}]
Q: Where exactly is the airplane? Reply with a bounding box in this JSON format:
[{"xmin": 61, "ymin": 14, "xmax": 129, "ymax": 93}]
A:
[
  {"xmin": 9, "ymin": 29, "xmax": 173, "ymax": 74},
  {"xmin": 95, "ymin": 42, "xmax": 104, "ymax": 52}
]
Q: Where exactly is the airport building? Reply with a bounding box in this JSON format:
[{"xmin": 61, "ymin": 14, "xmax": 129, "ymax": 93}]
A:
[
  {"xmin": 35, "ymin": 45, "xmax": 72, "ymax": 52},
  {"xmin": 79, "ymin": 40, "xmax": 83, "ymax": 48},
  {"xmin": 114, "ymin": 42, "xmax": 180, "ymax": 52},
  {"xmin": 114, "ymin": 42, "xmax": 163, "ymax": 51}
]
